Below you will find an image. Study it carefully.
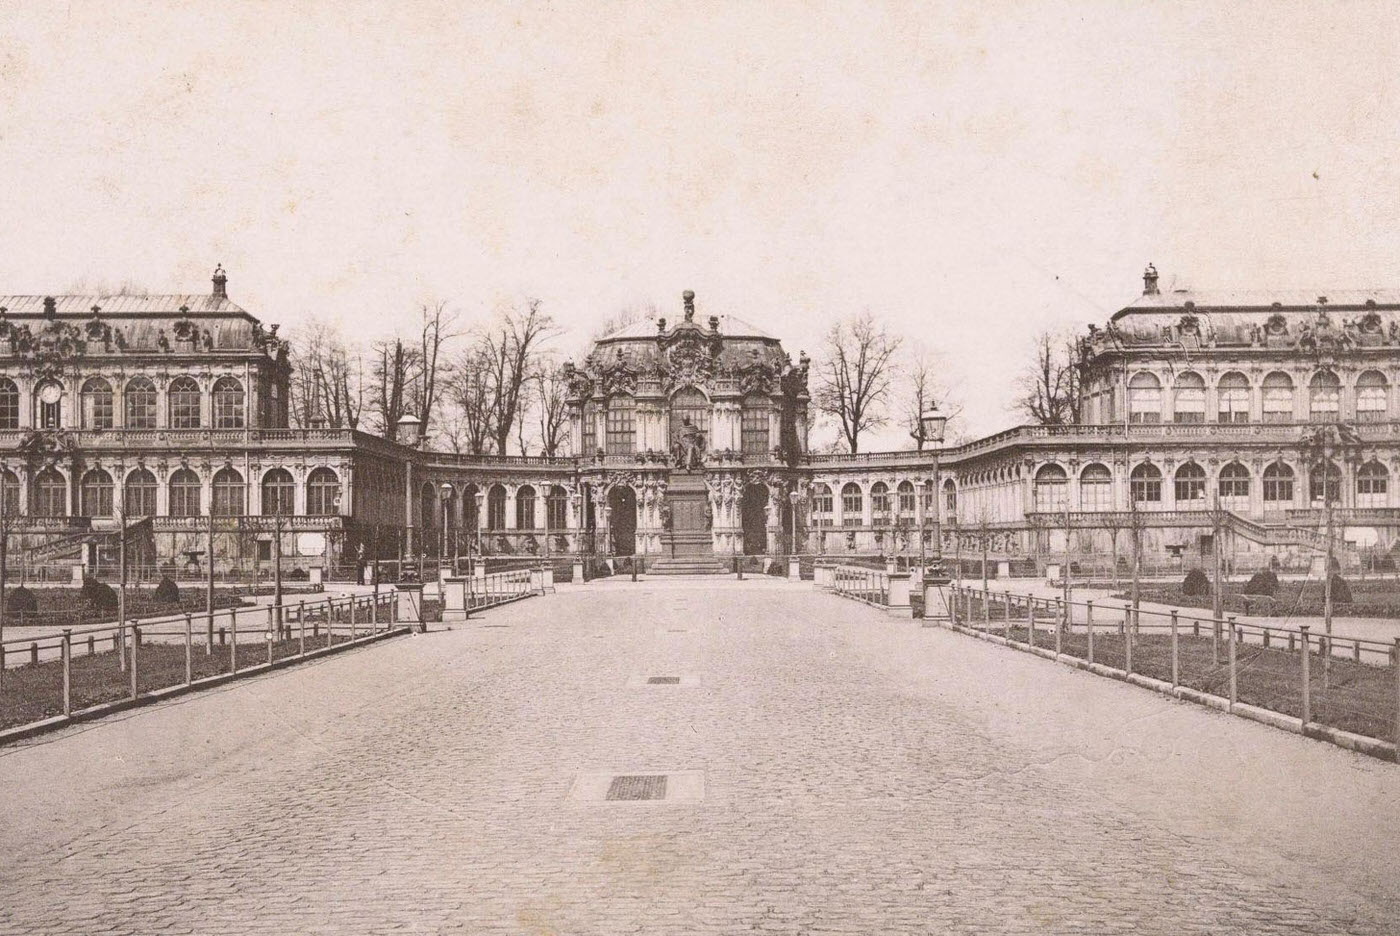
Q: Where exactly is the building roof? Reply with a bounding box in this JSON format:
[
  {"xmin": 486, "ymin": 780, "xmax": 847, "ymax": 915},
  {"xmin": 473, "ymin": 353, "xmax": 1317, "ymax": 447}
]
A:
[
  {"xmin": 0, "ymin": 294, "xmax": 251, "ymax": 318},
  {"xmin": 1116, "ymin": 288, "xmax": 1400, "ymax": 316},
  {"xmin": 597, "ymin": 312, "xmax": 776, "ymax": 342}
]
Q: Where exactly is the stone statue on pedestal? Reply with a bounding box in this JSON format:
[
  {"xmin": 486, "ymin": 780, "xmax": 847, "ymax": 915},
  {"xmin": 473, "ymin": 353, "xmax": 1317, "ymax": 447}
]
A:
[{"xmin": 672, "ymin": 417, "xmax": 706, "ymax": 470}]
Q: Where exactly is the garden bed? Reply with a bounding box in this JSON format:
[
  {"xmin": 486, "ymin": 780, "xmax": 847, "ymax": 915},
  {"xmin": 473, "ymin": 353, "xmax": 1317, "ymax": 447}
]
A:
[
  {"xmin": 1112, "ymin": 579, "xmax": 1400, "ymax": 618},
  {"xmin": 0, "ymin": 587, "xmax": 256, "ymax": 628}
]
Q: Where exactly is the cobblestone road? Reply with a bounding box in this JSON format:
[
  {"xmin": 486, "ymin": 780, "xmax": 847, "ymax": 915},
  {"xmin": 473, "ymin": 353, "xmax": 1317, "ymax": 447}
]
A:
[{"xmin": 0, "ymin": 578, "xmax": 1397, "ymax": 935}]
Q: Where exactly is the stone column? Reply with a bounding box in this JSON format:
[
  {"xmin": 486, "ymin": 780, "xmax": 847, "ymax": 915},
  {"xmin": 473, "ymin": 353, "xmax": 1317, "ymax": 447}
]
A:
[{"xmin": 505, "ymin": 487, "xmax": 518, "ymax": 530}]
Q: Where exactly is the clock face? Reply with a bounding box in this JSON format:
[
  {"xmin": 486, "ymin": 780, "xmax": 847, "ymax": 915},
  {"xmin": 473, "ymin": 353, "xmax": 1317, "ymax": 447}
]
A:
[{"xmin": 38, "ymin": 384, "xmax": 62, "ymax": 405}]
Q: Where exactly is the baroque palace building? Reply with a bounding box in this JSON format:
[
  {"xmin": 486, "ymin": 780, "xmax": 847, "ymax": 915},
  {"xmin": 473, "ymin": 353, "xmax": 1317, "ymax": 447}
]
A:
[{"xmin": 3, "ymin": 265, "xmax": 1392, "ymax": 577}]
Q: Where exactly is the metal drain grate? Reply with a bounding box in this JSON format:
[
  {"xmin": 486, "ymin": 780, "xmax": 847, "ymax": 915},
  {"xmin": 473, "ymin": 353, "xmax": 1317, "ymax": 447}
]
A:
[
  {"xmin": 605, "ymin": 775, "xmax": 668, "ymax": 801},
  {"xmin": 646, "ymin": 676, "xmax": 681, "ymax": 684}
]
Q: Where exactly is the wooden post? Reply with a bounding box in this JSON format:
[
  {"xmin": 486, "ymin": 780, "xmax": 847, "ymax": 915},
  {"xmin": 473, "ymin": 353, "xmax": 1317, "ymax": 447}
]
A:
[
  {"xmin": 1027, "ymin": 595, "xmax": 1035, "ymax": 648},
  {"xmin": 1053, "ymin": 598, "xmax": 1062, "ymax": 656},
  {"xmin": 327, "ymin": 598, "xmax": 334, "ymax": 649},
  {"xmin": 350, "ymin": 596, "xmax": 357, "ymax": 640},
  {"xmin": 1393, "ymin": 637, "xmax": 1400, "ymax": 764},
  {"xmin": 230, "ymin": 607, "xmax": 238, "ymax": 675},
  {"xmin": 1124, "ymin": 604, "xmax": 1133, "ymax": 674},
  {"xmin": 1212, "ymin": 616, "xmax": 1221, "ymax": 666},
  {"xmin": 1300, "ymin": 625, "xmax": 1311, "ymax": 728},
  {"xmin": 184, "ymin": 613, "xmax": 193, "ymax": 686},
  {"xmin": 299, "ymin": 601, "xmax": 306, "ymax": 656},
  {"xmin": 130, "ymin": 625, "xmax": 139, "ymax": 700},
  {"xmin": 267, "ymin": 606, "xmax": 275, "ymax": 666},
  {"xmin": 1170, "ymin": 610, "xmax": 1179, "ymax": 689},
  {"xmin": 1086, "ymin": 599, "xmax": 1094, "ymax": 664},
  {"xmin": 1228, "ymin": 615, "xmax": 1237, "ymax": 711},
  {"xmin": 61, "ymin": 629, "xmax": 71, "ymax": 717}
]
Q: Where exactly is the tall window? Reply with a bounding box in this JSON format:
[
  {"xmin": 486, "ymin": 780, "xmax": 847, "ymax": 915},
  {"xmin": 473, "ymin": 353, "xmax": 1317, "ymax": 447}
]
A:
[
  {"xmin": 36, "ymin": 381, "xmax": 62, "ymax": 429},
  {"xmin": 1217, "ymin": 372, "xmax": 1250, "ymax": 423},
  {"xmin": 1079, "ymin": 464, "xmax": 1112, "ymax": 510},
  {"xmin": 1309, "ymin": 371, "xmax": 1340, "ymax": 421},
  {"xmin": 212, "ymin": 377, "xmax": 245, "ymax": 429},
  {"xmin": 943, "ymin": 479, "xmax": 957, "ymax": 519},
  {"xmin": 1356, "ymin": 371, "xmax": 1388, "ymax": 422},
  {"xmin": 0, "ymin": 469, "xmax": 19, "ymax": 516},
  {"xmin": 125, "ymin": 377, "xmax": 157, "ymax": 428},
  {"xmin": 669, "ymin": 388, "xmax": 711, "ymax": 447},
  {"xmin": 211, "ymin": 467, "xmax": 245, "ymax": 517},
  {"xmin": 1130, "ymin": 463, "xmax": 1162, "ymax": 505},
  {"xmin": 1128, "ymin": 372, "xmax": 1161, "ymax": 424},
  {"xmin": 81, "ymin": 378, "xmax": 113, "ymax": 430},
  {"xmin": 1172, "ymin": 372, "xmax": 1205, "ymax": 423},
  {"xmin": 1174, "ymin": 462, "xmax": 1206, "ymax": 504},
  {"xmin": 1262, "ymin": 462, "xmax": 1294, "ymax": 506},
  {"xmin": 168, "ymin": 376, "xmax": 201, "ymax": 429},
  {"xmin": 1033, "ymin": 464, "xmax": 1068, "ymax": 512},
  {"xmin": 34, "ymin": 468, "xmax": 66, "ymax": 516},
  {"xmin": 1262, "ymin": 372, "xmax": 1294, "ymax": 423},
  {"xmin": 1218, "ymin": 463, "xmax": 1250, "ymax": 507},
  {"xmin": 1357, "ymin": 460, "xmax": 1388, "ymax": 508},
  {"xmin": 261, "ymin": 468, "xmax": 295, "ymax": 516},
  {"xmin": 841, "ymin": 482, "xmax": 863, "ymax": 524},
  {"xmin": 870, "ymin": 482, "xmax": 891, "ymax": 525},
  {"xmin": 306, "ymin": 467, "xmax": 339, "ymax": 516},
  {"xmin": 740, "ymin": 394, "xmax": 769, "ymax": 455},
  {"xmin": 168, "ymin": 468, "xmax": 201, "ymax": 517},
  {"xmin": 896, "ymin": 481, "xmax": 916, "ymax": 518},
  {"xmin": 79, "ymin": 469, "xmax": 113, "ymax": 517},
  {"xmin": 516, "ymin": 485, "xmax": 536, "ymax": 528},
  {"xmin": 0, "ymin": 378, "xmax": 17, "ymax": 430},
  {"xmin": 605, "ymin": 395, "xmax": 635, "ymax": 455},
  {"xmin": 487, "ymin": 484, "xmax": 506, "ymax": 529},
  {"xmin": 581, "ymin": 404, "xmax": 597, "ymax": 455},
  {"xmin": 1308, "ymin": 460, "xmax": 1341, "ymax": 504},
  {"xmin": 547, "ymin": 485, "xmax": 568, "ymax": 529},
  {"xmin": 124, "ymin": 468, "xmax": 157, "ymax": 516},
  {"xmin": 810, "ymin": 483, "xmax": 833, "ymax": 527}
]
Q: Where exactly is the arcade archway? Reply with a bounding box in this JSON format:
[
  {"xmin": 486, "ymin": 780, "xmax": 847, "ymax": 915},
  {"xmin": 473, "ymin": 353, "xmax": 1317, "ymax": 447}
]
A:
[
  {"xmin": 608, "ymin": 485, "xmax": 637, "ymax": 556},
  {"xmin": 741, "ymin": 484, "xmax": 768, "ymax": 555}
]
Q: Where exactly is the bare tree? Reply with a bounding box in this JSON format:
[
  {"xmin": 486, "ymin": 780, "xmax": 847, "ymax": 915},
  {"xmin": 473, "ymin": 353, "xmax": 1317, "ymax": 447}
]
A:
[
  {"xmin": 446, "ymin": 345, "xmax": 497, "ymax": 454},
  {"xmin": 288, "ymin": 319, "xmax": 362, "ymax": 429},
  {"xmin": 480, "ymin": 299, "xmax": 558, "ymax": 456},
  {"xmin": 1015, "ymin": 330, "xmax": 1082, "ymax": 426},
  {"xmin": 813, "ymin": 312, "xmax": 902, "ymax": 454},
  {"xmin": 536, "ymin": 360, "xmax": 571, "ymax": 457},
  {"xmin": 409, "ymin": 302, "xmax": 460, "ymax": 442},
  {"xmin": 903, "ymin": 351, "xmax": 962, "ymax": 450},
  {"xmin": 369, "ymin": 338, "xmax": 419, "ymax": 441}
]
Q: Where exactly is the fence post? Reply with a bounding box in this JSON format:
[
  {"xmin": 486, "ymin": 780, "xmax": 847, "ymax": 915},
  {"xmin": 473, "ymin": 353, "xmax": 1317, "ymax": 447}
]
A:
[
  {"xmin": 982, "ymin": 588, "xmax": 990, "ymax": 632},
  {"xmin": 267, "ymin": 606, "xmax": 275, "ymax": 666},
  {"xmin": 1026, "ymin": 595, "xmax": 1034, "ymax": 648},
  {"xmin": 1123, "ymin": 604, "xmax": 1133, "ymax": 675},
  {"xmin": 1170, "ymin": 610, "xmax": 1179, "ymax": 689},
  {"xmin": 230, "ymin": 608, "xmax": 239, "ymax": 675},
  {"xmin": 61, "ymin": 629, "xmax": 71, "ymax": 717},
  {"xmin": 1086, "ymin": 600, "xmax": 1094, "ymax": 664},
  {"xmin": 299, "ymin": 601, "xmax": 306, "ymax": 656},
  {"xmin": 130, "ymin": 626, "xmax": 139, "ymax": 700},
  {"xmin": 327, "ymin": 599, "xmax": 334, "ymax": 649},
  {"xmin": 185, "ymin": 613, "xmax": 193, "ymax": 686},
  {"xmin": 207, "ymin": 605, "xmax": 215, "ymax": 657},
  {"xmin": 1228, "ymin": 615, "xmax": 1237, "ymax": 711},
  {"xmin": 1300, "ymin": 625, "xmax": 1311, "ymax": 729},
  {"xmin": 1212, "ymin": 616, "xmax": 1221, "ymax": 666},
  {"xmin": 1393, "ymin": 637, "xmax": 1400, "ymax": 764},
  {"xmin": 350, "ymin": 597, "xmax": 357, "ymax": 640},
  {"xmin": 1053, "ymin": 598, "xmax": 1062, "ymax": 657}
]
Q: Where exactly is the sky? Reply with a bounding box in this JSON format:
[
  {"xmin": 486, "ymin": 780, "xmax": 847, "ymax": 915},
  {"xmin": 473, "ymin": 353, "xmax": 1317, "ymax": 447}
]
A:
[{"xmin": 3, "ymin": 1, "xmax": 1400, "ymax": 448}]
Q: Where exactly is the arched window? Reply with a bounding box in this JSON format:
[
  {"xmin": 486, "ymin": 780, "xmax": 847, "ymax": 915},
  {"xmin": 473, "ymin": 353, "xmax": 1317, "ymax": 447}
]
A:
[
  {"xmin": 1033, "ymin": 464, "xmax": 1068, "ymax": 512},
  {"xmin": 870, "ymin": 482, "xmax": 891, "ymax": 525},
  {"xmin": 261, "ymin": 468, "xmax": 295, "ymax": 516},
  {"xmin": 1218, "ymin": 463, "xmax": 1250, "ymax": 507},
  {"xmin": 1128, "ymin": 372, "xmax": 1161, "ymax": 424},
  {"xmin": 1173, "ymin": 372, "xmax": 1205, "ymax": 423},
  {"xmin": 35, "ymin": 380, "xmax": 63, "ymax": 429},
  {"xmin": 1174, "ymin": 462, "xmax": 1206, "ymax": 504},
  {"xmin": 1356, "ymin": 370, "xmax": 1388, "ymax": 422},
  {"xmin": 0, "ymin": 469, "xmax": 19, "ymax": 516},
  {"xmin": 1262, "ymin": 462, "xmax": 1294, "ymax": 506},
  {"xmin": 462, "ymin": 483, "xmax": 479, "ymax": 529},
  {"xmin": 1309, "ymin": 371, "xmax": 1340, "ymax": 422},
  {"xmin": 943, "ymin": 478, "xmax": 957, "ymax": 519},
  {"xmin": 546, "ymin": 485, "xmax": 568, "ymax": 529},
  {"xmin": 1308, "ymin": 459, "xmax": 1341, "ymax": 504},
  {"xmin": 605, "ymin": 394, "xmax": 635, "ymax": 455},
  {"xmin": 211, "ymin": 467, "xmax": 245, "ymax": 517},
  {"xmin": 487, "ymin": 484, "xmax": 507, "ymax": 530},
  {"xmin": 168, "ymin": 376, "xmax": 201, "ymax": 429},
  {"xmin": 1357, "ymin": 460, "xmax": 1388, "ymax": 507},
  {"xmin": 212, "ymin": 377, "xmax": 245, "ymax": 429},
  {"xmin": 1262, "ymin": 372, "xmax": 1294, "ymax": 423},
  {"xmin": 125, "ymin": 377, "xmax": 157, "ymax": 429},
  {"xmin": 1217, "ymin": 372, "xmax": 1250, "ymax": 423},
  {"xmin": 896, "ymin": 480, "xmax": 916, "ymax": 518},
  {"xmin": 1130, "ymin": 463, "xmax": 1162, "ymax": 504},
  {"xmin": 810, "ymin": 483, "xmax": 833, "ymax": 527},
  {"xmin": 0, "ymin": 378, "xmax": 17, "ymax": 430},
  {"xmin": 79, "ymin": 469, "xmax": 113, "ymax": 517},
  {"xmin": 1079, "ymin": 464, "xmax": 1112, "ymax": 510},
  {"xmin": 306, "ymin": 467, "xmax": 339, "ymax": 516},
  {"xmin": 168, "ymin": 468, "xmax": 201, "ymax": 517},
  {"xmin": 580, "ymin": 403, "xmax": 598, "ymax": 456},
  {"xmin": 516, "ymin": 484, "xmax": 537, "ymax": 528},
  {"xmin": 841, "ymin": 482, "xmax": 863, "ymax": 525},
  {"xmin": 34, "ymin": 467, "xmax": 66, "ymax": 516},
  {"xmin": 81, "ymin": 378, "xmax": 113, "ymax": 430},
  {"xmin": 124, "ymin": 468, "xmax": 157, "ymax": 516},
  {"xmin": 420, "ymin": 482, "xmax": 436, "ymax": 530},
  {"xmin": 740, "ymin": 393, "xmax": 769, "ymax": 455}
]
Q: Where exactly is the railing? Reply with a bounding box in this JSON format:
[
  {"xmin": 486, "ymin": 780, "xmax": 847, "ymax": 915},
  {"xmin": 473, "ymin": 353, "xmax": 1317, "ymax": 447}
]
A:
[
  {"xmin": 828, "ymin": 564, "xmax": 891, "ymax": 607},
  {"xmin": 0, "ymin": 591, "xmax": 403, "ymax": 736},
  {"xmin": 468, "ymin": 569, "xmax": 536, "ymax": 609},
  {"xmin": 946, "ymin": 584, "xmax": 1400, "ymax": 760}
]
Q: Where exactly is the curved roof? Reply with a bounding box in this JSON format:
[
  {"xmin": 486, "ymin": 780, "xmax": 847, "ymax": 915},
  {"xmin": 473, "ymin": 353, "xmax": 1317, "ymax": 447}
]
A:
[{"xmin": 597, "ymin": 312, "xmax": 776, "ymax": 342}]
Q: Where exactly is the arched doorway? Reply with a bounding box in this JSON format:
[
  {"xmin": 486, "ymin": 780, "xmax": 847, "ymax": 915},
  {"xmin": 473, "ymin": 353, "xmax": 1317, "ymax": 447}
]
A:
[
  {"xmin": 741, "ymin": 484, "xmax": 768, "ymax": 555},
  {"xmin": 608, "ymin": 485, "xmax": 636, "ymax": 556}
]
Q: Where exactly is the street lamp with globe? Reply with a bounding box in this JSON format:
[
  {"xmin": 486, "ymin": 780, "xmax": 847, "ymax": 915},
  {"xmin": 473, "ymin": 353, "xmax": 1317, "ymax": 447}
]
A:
[
  {"xmin": 440, "ymin": 482, "xmax": 453, "ymax": 576},
  {"xmin": 919, "ymin": 409, "xmax": 948, "ymax": 583}
]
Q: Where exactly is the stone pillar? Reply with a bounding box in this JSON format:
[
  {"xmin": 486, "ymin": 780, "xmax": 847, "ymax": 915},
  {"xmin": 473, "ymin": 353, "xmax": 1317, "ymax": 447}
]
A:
[
  {"xmin": 396, "ymin": 583, "xmax": 425, "ymax": 631},
  {"xmin": 505, "ymin": 487, "xmax": 518, "ymax": 530},
  {"xmin": 441, "ymin": 576, "xmax": 468, "ymax": 622}
]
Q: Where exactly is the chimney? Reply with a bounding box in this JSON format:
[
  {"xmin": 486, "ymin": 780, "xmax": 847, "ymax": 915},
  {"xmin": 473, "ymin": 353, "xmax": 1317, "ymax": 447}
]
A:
[
  {"xmin": 682, "ymin": 289, "xmax": 695, "ymax": 322},
  {"xmin": 1142, "ymin": 263, "xmax": 1159, "ymax": 296},
  {"xmin": 212, "ymin": 264, "xmax": 228, "ymax": 300}
]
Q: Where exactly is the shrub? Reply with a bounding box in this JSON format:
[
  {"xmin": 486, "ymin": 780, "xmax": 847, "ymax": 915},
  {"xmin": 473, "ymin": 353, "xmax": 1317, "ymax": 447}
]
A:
[
  {"xmin": 1182, "ymin": 568, "xmax": 1211, "ymax": 597},
  {"xmin": 81, "ymin": 576, "xmax": 119, "ymax": 616},
  {"xmin": 153, "ymin": 575, "xmax": 181, "ymax": 604},
  {"xmin": 288, "ymin": 566, "xmax": 309, "ymax": 581},
  {"xmin": 1328, "ymin": 573, "xmax": 1353, "ymax": 604},
  {"xmin": 767, "ymin": 558, "xmax": 787, "ymax": 576},
  {"xmin": 1243, "ymin": 569, "xmax": 1279, "ymax": 597},
  {"xmin": 6, "ymin": 586, "xmax": 36, "ymax": 616}
]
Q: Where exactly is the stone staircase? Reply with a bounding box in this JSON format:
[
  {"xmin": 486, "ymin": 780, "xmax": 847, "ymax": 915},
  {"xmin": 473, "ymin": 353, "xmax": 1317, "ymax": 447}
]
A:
[{"xmin": 648, "ymin": 553, "xmax": 731, "ymax": 575}]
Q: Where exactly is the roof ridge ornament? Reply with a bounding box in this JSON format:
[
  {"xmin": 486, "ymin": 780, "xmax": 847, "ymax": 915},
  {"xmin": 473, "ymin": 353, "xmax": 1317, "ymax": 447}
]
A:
[
  {"xmin": 682, "ymin": 289, "xmax": 695, "ymax": 322},
  {"xmin": 1143, "ymin": 263, "xmax": 1159, "ymax": 296}
]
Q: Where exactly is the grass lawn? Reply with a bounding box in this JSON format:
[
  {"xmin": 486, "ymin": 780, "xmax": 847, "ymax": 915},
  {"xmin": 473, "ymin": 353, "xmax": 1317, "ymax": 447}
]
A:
[{"xmin": 1115, "ymin": 579, "xmax": 1400, "ymax": 619}]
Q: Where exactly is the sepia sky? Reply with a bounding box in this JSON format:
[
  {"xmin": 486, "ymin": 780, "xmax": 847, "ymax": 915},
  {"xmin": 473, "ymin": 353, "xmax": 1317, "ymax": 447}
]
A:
[{"xmin": 2, "ymin": 1, "xmax": 1400, "ymax": 446}]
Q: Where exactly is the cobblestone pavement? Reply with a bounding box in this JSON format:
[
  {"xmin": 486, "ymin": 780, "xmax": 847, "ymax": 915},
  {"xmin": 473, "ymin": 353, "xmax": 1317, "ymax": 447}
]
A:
[{"xmin": 0, "ymin": 578, "xmax": 1397, "ymax": 935}]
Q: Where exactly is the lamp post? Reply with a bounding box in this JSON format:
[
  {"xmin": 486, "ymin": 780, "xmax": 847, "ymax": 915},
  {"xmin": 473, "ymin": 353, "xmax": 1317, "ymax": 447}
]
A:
[
  {"xmin": 1302, "ymin": 423, "xmax": 1361, "ymax": 686},
  {"xmin": 787, "ymin": 489, "xmax": 800, "ymax": 556},
  {"xmin": 440, "ymin": 482, "xmax": 453, "ymax": 577},
  {"xmin": 919, "ymin": 409, "xmax": 948, "ymax": 582}
]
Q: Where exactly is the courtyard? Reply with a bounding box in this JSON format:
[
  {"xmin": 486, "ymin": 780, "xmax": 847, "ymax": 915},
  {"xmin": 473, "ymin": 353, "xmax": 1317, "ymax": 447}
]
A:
[{"xmin": 0, "ymin": 579, "xmax": 1396, "ymax": 935}]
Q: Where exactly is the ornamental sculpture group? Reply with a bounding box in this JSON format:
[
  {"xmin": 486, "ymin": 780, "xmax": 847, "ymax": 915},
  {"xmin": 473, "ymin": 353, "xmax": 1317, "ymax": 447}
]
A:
[{"xmin": 671, "ymin": 416, "xmax": 706, "ymax": 470}]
